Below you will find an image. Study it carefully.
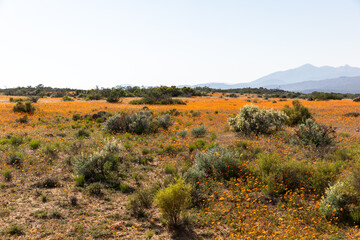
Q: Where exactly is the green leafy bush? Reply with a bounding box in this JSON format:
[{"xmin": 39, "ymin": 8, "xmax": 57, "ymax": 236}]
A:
[
  {"xmin": 62, "ymin": 95, "xmax": 74, "ymax": 101},
  {"xmin": 106, "ymin": 91, "xmax": 121, "ymax": 103},
  {"xmin": 29, "ymin": 139, "xmax": 41, "ymax": 150},
  {"xmin": 4, "ymin": 224, "xmax": 24, "ymax": 236},
  {"xmin": 87, "ymin": 182, "xmax": 104, "ymax": 197},
  {"xmin": 6, "ymin": 153, "xmax": 23, "ymax": 166},
  {"xmin": 35, "ymin": 177, "xmax": 60, "ymax": 188},
  {"xmin": 27, "ymin": 96, "xmax": 40, "ymax": 103},
  {"xmin": 9, "ymin": 97, "xmax": 25, "ymax": 103},
  {"xmin": 2, "ymin": 168, "xmax": 12, "ymax": 182},
  {"xmin": 128, "ymin": 188, "xmax": 154, "ymax": 218},
  {"xmin": 282, "ymin": 100, "xmax": 312, "ymax": 126},
  {"xmin": 256, "ymin": 153, "xmax": 342, "ymax": 197},
  {"xmin": 17, "ymin": 115, "xmax": 28, "ymax": 124},
  {"xmin": 72, "ymin": 114, "xmax": 82, "ymax": 121},
  {"xmin": 75, "ymin": 129, "xmax": 90, "ymax": 139},
  {"xmin": 13, "ymin": 102, "xmax": 35, "ymax": 113},
  {"xmin": 155, "ymin": 178, "xmax": 192, "ymax": 226},
  {"xmin": 9, "ymin": 136, "xmax": 24, "ymax": 145},
  {"xmin": 228, "ymin": 104, "xmax": 287, "ymax": 135},
  {"xmin": 295, "ymin": 119, "xmax": 336, "ymax": 148}
]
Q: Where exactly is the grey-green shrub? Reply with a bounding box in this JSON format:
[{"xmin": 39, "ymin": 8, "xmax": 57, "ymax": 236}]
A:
[
  {"xmin": 74, "ymin": 139, "xmax": 122, "ymax": 185},
  {"xmin": 128, "ymin": 110, "xmax": 157, "ymax": 134},
  {"xmin": 191, "ymin": 124, "xmax": 206, "ymax": 138},
  {"xmin": 295, "ymin": 119, "xmax": 335, "ymax": 148},
  {"xmin": 319, "ymin": 181, "xmax": 348, "ymax": 221},
  {"xmin": 104, "ymin": 110, "xmax": 172, "ymax": 134},
  {"xmin": 103, "ymin": 113, "xmax": 130, "ymax": 133},
  {"xmin": 186, "ymin": 146, "xmax": 248, "ymax": 183},
  {"xmin": 228, "ymin": 104, "xmax": 287, "ymax": 135},
  {"xmin": 177, "ymin": 129, "xmax": 187, "ymax": 138},
  {"xmin": 157, "ymin": 114, "xmax": 173, "ymax": 130}
]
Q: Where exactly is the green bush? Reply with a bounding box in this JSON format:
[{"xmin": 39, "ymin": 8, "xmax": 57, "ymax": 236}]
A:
[
  {"xmin": 29, "ymin": 139, "xmax": 41, "ymax": 150},
  {"xmin": 87, "ymin": 182, "xmax": 104, "ymax": 197},
  {"xmin": 4, "ymin": 224, "xmax": 24, "ymax": 236},
  {"xmin": 62, "ymin": 95, "xmax": 74, "ymax": 102},
  {"xmin": 9, "ymin": 97, "xmax": 25, "ymax": 103},
  {"xmin": 310, "ymin": 160, "xmax": 342, "ymax": 195},
  {"xmin": 106, "ymin": 92, "xmax": 121, "ymax": 103},
  {"xmin": 256, "ymin": 154, "xmax": 342, "ymax": 197},
  {"xmin": 17, "ymin": 115, "xmax": 28, "ymax": 124},
  {"xmin": 128, "ymin": 187, "xmax": 154, "ymax": 218},
  {"xmin": 228, "ymin": 104, "xmax": 287, "ymax": 135},
  {"xmin": 191, "ymin": 124, "xmax": 207, "ymax": 138},
  {"xmin": 35, "ymin": 177, "xmax": 60, "ymax": 188},
  {"xmin": 6, "ymin": 153, "xmax": 23, "ymax": 166},
  {"xmin": 43, "ymin": 144, "xmax": 58, "ymax": 159},
  {"xmin": 85, "ymin": 91, "xmax": 102, "ymax": 100},
  {"xmin": 155, "ymin": 178, "xmax": 192, "ymax": 226},
  {"xmin": 9, "ymin": 136, "xmax": 24, "ymax": 146},
  {"xmin": 74, "ymin": 174, "xmax": 85, "ymax": 187},
  {"xmin": 27, "ymin": 96, "xmax": 40, "ymax": 103},
  {"xmin": 75, "ymin": 129, "xmax": 90, "ymax": 139},
  {"xmin": 72, "ymin": 114, "xmax": 82, "ymax": 121},
  {"xmin": 13, "ymin": 102, "xmax": 35, "ymax": 113},
  {"xmin": 129, "ymin": 97, "xmax": 185, "ymax": 105},
  {"xmin": 295, "ymin": 119, "xmax": 336, "ymax": 148},
  {"xmin": 164, "ymin": 164, "xmax": 177, "ymax": 175},
  {"xmin": 282, "ymin": 100, "xmax": 312, "ymax": 126},
  {"xmin": 2, "ymin": 168, "xmax": 12, "ymax": 182}
]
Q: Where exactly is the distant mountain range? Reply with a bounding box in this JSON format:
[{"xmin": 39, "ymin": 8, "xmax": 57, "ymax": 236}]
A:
[
  {"xmin": 185, "ymin": 64, "xmax": 360, "ymax": 93},
  {"xmin": 278, "ymin": 76, "xmax": 360, "ymax": 94},
  {"xmin": 116, "ymin": 64, "xmax": 360, "ymax": 93}
]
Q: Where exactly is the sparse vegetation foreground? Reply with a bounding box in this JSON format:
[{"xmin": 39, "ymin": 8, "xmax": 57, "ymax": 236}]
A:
[{"xmin": 2, "ymin": 92, "xmax": 360, "ymax": 239}]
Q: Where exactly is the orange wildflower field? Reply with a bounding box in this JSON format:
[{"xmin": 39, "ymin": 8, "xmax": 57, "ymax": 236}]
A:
[{"xmin": 1, "ymin": 95, "xmax": 360, "ymax": 239}]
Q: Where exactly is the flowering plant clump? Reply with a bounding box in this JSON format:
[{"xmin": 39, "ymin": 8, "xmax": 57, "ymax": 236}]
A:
[{"xmin": 228, "ymin": 104, "xmax": 287, "ymax": 135}]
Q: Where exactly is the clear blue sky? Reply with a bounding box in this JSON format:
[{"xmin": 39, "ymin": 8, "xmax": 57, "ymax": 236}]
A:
[{"xmin": 1, "ymin": 0, "xmax": 360, "ymax": 89}]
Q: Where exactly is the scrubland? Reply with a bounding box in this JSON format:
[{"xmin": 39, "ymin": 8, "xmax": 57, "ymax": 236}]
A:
[{"xmin": 1, "ymin": 94, "xmax": 360, "ymax": 239}]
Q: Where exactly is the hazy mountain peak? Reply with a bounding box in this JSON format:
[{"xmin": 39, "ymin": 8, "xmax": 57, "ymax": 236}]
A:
[
  {"xmin": 299, "ymin": 63, "xmax": 315, "ymax": 68},
  {"xmin": 250, "ymin": 64, "xmax": 360, "ymax": 87}
]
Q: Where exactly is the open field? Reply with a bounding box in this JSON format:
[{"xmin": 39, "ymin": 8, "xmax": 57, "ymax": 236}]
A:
[{"xmin": 1, "ymin": 95, "xmax": 360, "ymax": 239}]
